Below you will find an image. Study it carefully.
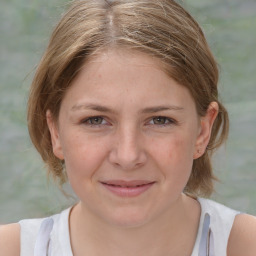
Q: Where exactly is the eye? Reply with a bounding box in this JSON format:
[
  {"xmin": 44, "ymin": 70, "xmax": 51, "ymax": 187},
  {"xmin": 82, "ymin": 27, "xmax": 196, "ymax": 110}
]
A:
[
  {"xmin": 148, "ymin": 116, "xmax": 176, "ymax": 126},
  {"xmin": 83, "ymin": 116, "xmax": 107, "ymax": 125},
  {"xmin": 152, "ymin": 117, "xmax": 168, "ymax": 125}
]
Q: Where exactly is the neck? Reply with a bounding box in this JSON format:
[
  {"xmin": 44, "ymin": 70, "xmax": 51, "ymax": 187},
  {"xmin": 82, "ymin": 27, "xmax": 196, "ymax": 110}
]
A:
[{"xmin": 69, "ymin": 194, "xmax": 200, "ymax": 256}]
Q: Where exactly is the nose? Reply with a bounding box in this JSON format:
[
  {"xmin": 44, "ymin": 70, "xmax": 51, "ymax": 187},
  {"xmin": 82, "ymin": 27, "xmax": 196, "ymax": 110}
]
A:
[{"xmin": 108, "ymin": 125, "xmax": 147, "ymax": 170}]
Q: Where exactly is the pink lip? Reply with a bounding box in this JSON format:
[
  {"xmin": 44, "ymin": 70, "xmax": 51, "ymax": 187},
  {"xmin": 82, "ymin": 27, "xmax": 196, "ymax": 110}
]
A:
[{"xmin": 100, "ymin": 180, "xmax": 155, "ymax": 197}]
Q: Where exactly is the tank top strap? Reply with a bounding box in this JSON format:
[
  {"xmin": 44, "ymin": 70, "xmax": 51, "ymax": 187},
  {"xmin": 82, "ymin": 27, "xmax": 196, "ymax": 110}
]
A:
[
  {"xmin": 198, "ymin": 213, "xmax": 215, "ymax": 256},
  {"xmin": 19, "ymin": 207, "xmax": 73, "ymax": 256},
  {"xmin": 34, "ymin": 217, "xmax": 54, "ymax": 256},
  {"xmin": 192, "ymin": 198, "xmax": 240, "ymax": 256}
]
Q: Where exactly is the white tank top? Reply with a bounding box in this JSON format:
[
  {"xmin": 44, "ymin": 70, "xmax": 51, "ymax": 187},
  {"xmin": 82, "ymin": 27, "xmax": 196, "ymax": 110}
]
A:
[{"xmin": 19, "ymin": 198, "xmax": 240, "ymax": 256}]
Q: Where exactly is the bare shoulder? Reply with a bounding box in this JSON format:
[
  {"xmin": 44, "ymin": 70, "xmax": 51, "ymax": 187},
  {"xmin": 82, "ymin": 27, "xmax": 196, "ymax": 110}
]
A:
[
  {"xmin": 0, "ymin": 223, "xmax": 20, "ymax": 256},
  {"xmin": 228, "ymin": 213, "xmax": 256, "ymax": 256}
]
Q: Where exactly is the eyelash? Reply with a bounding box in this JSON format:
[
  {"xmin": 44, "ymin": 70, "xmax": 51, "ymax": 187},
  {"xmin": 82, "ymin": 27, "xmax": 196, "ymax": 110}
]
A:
[
  {"xmin": 82, "ymin": 116, "xmax": 108, "ymax": 126},
  {"xmin": 81, "ymin": 116, "xmax": 177, "ymax": 127},
  {"xmin": 147, "ymin": 116, "xmax": 177, "ymax": 126}
]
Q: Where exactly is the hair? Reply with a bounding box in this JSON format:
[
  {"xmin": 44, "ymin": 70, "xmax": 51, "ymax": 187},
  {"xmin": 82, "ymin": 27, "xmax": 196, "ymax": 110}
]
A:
[{"xmin": 27, "ymin": 0, "xmax": 229, "ymax": 197}]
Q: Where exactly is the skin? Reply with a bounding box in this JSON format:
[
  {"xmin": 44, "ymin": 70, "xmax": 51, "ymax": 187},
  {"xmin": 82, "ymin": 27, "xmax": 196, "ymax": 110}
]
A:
[
  {"xmin": 47, "ymin": 49, "xmax": 216, "ymax": 255},
  {"xmin": 0, "ymin": 49, "xmax": 255, "ymax": 256},
  {"xmin": 49, "ymin": 49, "xmax": 209, "ymax": 226}
]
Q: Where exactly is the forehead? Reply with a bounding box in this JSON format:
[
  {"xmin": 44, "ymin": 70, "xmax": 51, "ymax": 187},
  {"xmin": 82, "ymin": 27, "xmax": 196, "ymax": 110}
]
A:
[
  {"xmin": 81, "ymin": 48, "xmax": 166, "ymax": 80},
  {"xmin": 62, "ymin": 49, "xmax": 196, "ymax": 111}
]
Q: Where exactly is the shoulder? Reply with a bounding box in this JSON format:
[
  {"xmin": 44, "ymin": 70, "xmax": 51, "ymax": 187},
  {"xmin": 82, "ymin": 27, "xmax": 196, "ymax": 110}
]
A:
[
  {"xmin": 0, "ymin": 223, "xmax": 20, "ymax": 256},
  {"xmin": 198, "ymin": 198, "xmax": 239, "ymax": 224},
  {"xmin": 228, "ymin": 213, "xmax": 256, "ymax": 256}
]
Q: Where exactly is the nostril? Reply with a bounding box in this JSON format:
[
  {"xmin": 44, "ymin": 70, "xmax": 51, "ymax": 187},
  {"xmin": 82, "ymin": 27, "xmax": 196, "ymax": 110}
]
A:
[{"xmin": 108, "ymin": 137, "xmax": 147, "ymax": 170}]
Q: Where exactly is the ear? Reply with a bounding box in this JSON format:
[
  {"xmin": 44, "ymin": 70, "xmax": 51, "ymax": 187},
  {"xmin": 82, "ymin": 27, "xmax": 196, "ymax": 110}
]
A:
[
  {"xmin": 193, "ymin": 102, "xmax": 219, "ymax": 159},
  {"xmin": 46, "ymin": 110, "xmax": 64, "ymax": 160}
]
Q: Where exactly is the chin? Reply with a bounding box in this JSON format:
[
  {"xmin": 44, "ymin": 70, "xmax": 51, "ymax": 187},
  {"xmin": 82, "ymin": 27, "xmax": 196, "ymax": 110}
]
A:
[{"xmin": 102, "ymin": 208, "xmax": 152, "ymax": 228}]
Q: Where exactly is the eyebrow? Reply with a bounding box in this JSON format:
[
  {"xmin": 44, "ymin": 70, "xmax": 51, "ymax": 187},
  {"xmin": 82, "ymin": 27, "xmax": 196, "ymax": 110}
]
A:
[
  {"xmin": 71, "ymin": 103, "xmax": 117, "ymax": 114},
  {"xmin": 141, "ymin": 106, "xmax": 184, "ymax": 113},
  {"xmin": 71, "ymin": 103, "xmax": 184, "ymax": 113}
]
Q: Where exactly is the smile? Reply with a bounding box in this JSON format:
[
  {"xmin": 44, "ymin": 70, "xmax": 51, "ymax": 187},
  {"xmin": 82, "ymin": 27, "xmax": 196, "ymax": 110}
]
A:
[{"xmin": 100, "ymin": 180, "xmax": 155, "ymax": 197}]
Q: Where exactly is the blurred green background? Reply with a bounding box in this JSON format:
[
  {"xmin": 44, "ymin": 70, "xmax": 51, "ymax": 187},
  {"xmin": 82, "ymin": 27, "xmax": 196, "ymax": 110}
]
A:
[{"xmin": 0, "ymin": 0, "xmax": 256, "ymax": 224}]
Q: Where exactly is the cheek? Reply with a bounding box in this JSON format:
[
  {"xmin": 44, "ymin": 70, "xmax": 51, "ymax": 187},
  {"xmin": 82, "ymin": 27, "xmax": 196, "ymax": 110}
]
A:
[
  {"xmin": 61, "ymin": 134, "xmax": 109, "ymax": 179},
  {"xmin": 167, "ymin": 137, "xmax": 195, "ymax": 160},
  {"xmin": 152, "ymin": 135, "xmax": 195, "ymax": 161},
  {"xmin": 150, "ymin": 135, "xmax": 195, "ymax": 177}
]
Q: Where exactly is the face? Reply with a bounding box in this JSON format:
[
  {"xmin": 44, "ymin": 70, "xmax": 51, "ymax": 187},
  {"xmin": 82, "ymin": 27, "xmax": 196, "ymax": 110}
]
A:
[{"xmin": 47, "ymin": 49, "xmax": 217, "ymax": 227}]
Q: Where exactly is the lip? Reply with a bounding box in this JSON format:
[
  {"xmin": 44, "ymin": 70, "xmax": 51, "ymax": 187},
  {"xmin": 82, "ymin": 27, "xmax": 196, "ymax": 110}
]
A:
[{"xmin": 100, "ymin": 180, "xmax": 155, "ymax": 197}]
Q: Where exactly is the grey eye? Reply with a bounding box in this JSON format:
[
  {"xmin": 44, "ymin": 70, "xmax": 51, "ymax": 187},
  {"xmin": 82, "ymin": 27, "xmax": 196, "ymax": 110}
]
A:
[
  {"xmin": 152, "ymin": 117, "xmax": 167, "ymax": 125},
  {"xmin": 88, "ymin": 117, "xmax": 104, "ymax": 125}
]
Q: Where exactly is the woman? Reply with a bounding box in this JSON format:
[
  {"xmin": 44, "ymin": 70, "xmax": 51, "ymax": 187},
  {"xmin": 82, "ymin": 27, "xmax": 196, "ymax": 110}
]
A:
[{"xmin": 1, "ymin": 0, "xmax": 256, "ymax": 255}]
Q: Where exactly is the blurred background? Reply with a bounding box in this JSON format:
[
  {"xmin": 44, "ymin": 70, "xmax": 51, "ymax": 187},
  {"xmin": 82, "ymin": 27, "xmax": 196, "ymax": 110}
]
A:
[{"xmin": 0, "ymin": 0, "xmax": 256, "ymax": 224}]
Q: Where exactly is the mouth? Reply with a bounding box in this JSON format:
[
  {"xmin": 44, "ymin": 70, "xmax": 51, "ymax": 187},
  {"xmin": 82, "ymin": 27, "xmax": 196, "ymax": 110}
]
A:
[{"xmin": 100, "ymin": 180, "xmax": 155, "ymax": 197}]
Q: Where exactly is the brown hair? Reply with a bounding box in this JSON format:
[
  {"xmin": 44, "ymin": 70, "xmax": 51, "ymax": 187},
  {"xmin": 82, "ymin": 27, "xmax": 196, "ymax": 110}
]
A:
[{"xmin": 27, "ymin": 0, "xmax": 229, "ymax": 197}]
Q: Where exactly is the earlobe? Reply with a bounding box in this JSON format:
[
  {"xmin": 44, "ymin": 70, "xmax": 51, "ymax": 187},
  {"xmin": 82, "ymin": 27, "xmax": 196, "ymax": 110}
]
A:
[
  {"xmin": 46, "ymin": 110, "xmax": 64, "ymax": 160},
  {"xmin": 193, "ymin": 102, "xmax": 219, "ymax": 159}
]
